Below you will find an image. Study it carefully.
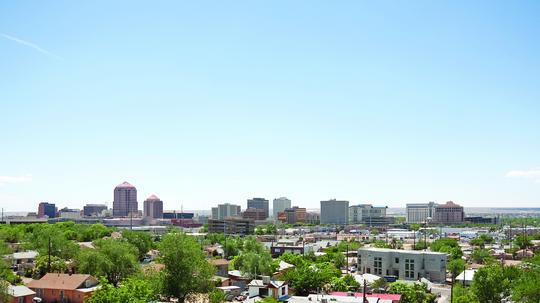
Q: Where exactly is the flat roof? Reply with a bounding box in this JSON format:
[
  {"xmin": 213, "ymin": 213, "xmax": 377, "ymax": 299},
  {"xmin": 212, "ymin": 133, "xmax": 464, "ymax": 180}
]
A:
[{"xmin": 359, "ymin": 247, "xmax": 447, "ymax": 256}]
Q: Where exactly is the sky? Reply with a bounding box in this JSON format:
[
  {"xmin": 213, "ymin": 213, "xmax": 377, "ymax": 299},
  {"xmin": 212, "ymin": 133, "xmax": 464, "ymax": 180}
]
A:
[{"xmin": 1, "ymin": 1, "xmax": 539, "ymax": 212}]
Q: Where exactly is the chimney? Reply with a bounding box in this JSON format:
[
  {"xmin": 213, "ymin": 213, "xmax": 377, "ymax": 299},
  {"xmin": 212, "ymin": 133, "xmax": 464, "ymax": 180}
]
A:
[{"xmin": 262, "ymin": 276, "xmax": 271, "ymax": 285}]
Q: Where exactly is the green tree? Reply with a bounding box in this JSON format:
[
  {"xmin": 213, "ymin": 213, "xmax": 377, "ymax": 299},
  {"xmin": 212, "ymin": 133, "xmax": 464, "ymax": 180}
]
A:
[
  {"xmin": 514, "ymin": 235, "xmax": 532, "ymax": 249},
  {"xmin": 122, "ymin": 230, "xmax": 154, "ymax": 260},
  {"xmin": 86, "ymin": 277, "xmax": 158, "ymax": 303},
  {"xmin": 76, "ymin": 238, "xmax": 139, "ymax": 286},
  {"xmin": 34, "ymin": 255, "xmax": 68, "ymax": 278},
  {"xmin": 470, "ymin": 234, "xmax": 494, "ymax": 249},
  {"xmin": 23, "ymin": 225, "xmax": 79, "ymax": 259},
  {"xmin": 452, "ymin": 284, "xmax": 478, "ymax": 303},
  {"xmin": 159, "ymin": 232, "xmax": 215, "ymax": 302},
  {"xmin": 209, "ymin": 289, "xmax": 226, "ymax": 303},
  {"xmin": 237, "ymin": 251, "xmax": 274, "ymax": 279},
  {"xmin": 284, "ymin": 262, "xmax": 341, "ymax": 295},
  {"xmin": 430, "ymin": 238, "xmax": 459, "ymax": 252},
  {"xmin": 471, "ymin": 264, "xmax": 519, "ymax": 303},
  {"xmin": 470, "ymin": 249, "xmax": 493, "ymax": 264},
  {"xmin": 370, "ymin": 277, "xmax": 388, "ymax": 291},
  {"xmin": 448, "ymin": 259, "xmax": 466, "ymax": 278},
  {"xmin": 388, "ymin": 282, "xmax": 436, "ymax": 303},
  {"xmin": 512, "ymin": 267, "xmax": 540, "ymax": 303}
]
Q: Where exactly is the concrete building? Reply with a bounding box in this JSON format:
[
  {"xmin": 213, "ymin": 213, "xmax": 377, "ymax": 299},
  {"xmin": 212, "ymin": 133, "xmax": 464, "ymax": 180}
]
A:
[
  {"xmin": 278, "ymin": 207, "xmax": 307, "ymax": 224},
  {"xmin": 242, "ymin": 208, "xmax": 266, "ymax": 221},
  {"xmin": 58, "ymin": 208, "xmax": 82, "ymax": 219},
  {"xmin": 38, "ymin": 202, "xmax": 56, "ymax": 218},
  {"xmin": 143, "ymin": 194, "xmax": 163, "ymax": 219},
  {"xmin": 112, "ymin": 181, "xmax": 138, "ymax": 217},
  {"xmin": 272, "ymin": 197, "xmax": 291, "ymax": 219},
  {"xmin": 433, "ymin": 201, "xmax": 464, "ymax": 224},
  {"xmin": 247, "ymin": 198, "xmax": 269, "ymax": 219},
  {"xmin": 212, "ymin": 203, "xmax": 241, "ymax": 220},
  {"xmin": 208, "ymin": 218, "xmax": 255, "ymax": 235},
  {"xmin": 349, "ymin": 204, "xmax": 392, "ymax": 226},
  {"xmin": 305, "ymin": 212, "xmax": 320, "ymax": 225},
  {"xmin": 406, "ymin": 202, "xmax": 437, "ymax": 223},
  {"xmin": 83, "ymin": 204, "xmax": 107, "ymax": 217},
  {"xmin": 320, "ymin": 199, "xmax": 349, "ymax": 225},
  {"xmin": 163, "ymin": 211, "xmax": 194, "ymax": 219},
  {"xmin": 358, "ymin": 247, "xmax": 447, "ymax": 283}
]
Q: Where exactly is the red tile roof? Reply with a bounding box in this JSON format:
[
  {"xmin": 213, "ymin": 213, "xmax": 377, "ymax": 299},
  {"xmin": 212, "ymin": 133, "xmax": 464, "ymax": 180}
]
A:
[{"xmin": 27, "ymin": 274, "xmax": 95, "ymax": 290}]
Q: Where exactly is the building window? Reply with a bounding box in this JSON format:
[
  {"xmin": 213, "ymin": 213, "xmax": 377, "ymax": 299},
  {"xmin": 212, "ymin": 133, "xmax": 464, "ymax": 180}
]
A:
[
  {"xmin": 405, "ymin": 259, "xmax": 415, "ymax": 279},
  {"xmin": 395, "ymin": 257, "xmax": 399, "ymax": 264},
  {"xmin": 373, "ymin": 257, "xmax": 382, "ymax": 275}
]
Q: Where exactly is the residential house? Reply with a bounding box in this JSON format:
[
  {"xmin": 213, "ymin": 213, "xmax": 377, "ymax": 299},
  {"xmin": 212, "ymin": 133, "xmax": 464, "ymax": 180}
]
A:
[
  {"xmin": 7, "ymin": 285, "xmax": 36, "ymax": 303},
  {"xmin": 248, "ymin": 276, "xmax": 288, "ymax": 301},
  {"xmin": 209, "ymin": 259, "xmax": 230, "ymax": 277},
  {"xmin": 27, "ymin": 273, "xmax": 98, "ymax": 303}
]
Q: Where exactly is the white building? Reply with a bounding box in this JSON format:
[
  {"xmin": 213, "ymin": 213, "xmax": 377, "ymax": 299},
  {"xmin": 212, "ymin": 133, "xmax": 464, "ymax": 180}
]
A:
[
  {"xmin": 406, "ymin": 202, "xmax": 437, "ymax": 223},
  {"xmin": 349, "ymin": 204, "xmax": 391, "ymax": 226},
  {"xmin": 212, "ymin": 203, "xmax": 241, "ymax": 220},
  {"xmin": 248, "ymin": 276, "xmax": 288, "ymax": 300},
  {"xmin": 358, "ymin": 247, "xmax": 447, "ymax": 283},
  {"xmin": 272, "ymin": 197, "xmax": 291, "ymax": 219}
]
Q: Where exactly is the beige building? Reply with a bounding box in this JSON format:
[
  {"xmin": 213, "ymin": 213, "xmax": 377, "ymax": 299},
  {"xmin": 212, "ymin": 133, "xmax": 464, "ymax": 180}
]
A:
[
  {"xmin": 113, "ymin": 181, "xmax": 138, "ymax": 217},
  {"xmin": 143, "ymin": 194, "xmax": 163, "ymax": 219},
  {"xmin": 433, "ymin": 201, "xmax": 464, "ymax": 224}
]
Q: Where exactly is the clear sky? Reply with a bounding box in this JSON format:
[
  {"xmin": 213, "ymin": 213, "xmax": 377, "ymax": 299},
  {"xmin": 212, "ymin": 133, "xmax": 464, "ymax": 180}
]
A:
[{"xmin": 1, "ymin": 1, "xmax": 539, "ymax": 212}]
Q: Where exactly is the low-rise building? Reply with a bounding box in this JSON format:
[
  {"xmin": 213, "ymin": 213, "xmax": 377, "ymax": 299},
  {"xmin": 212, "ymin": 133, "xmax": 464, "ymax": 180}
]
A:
[
  {"xmin": 242, "ymin": 208, "xmax": 267, "ymax": 221},
  {"xmin": 358, "ymin": 247, "xmax": 447, "ymax": 283},
  {"xmin": 208, "ymin": 218, "xmax": 255, "ymax": 235},
  {"xmin": 7, "ymin": 285, "xmax": 35, "ymax": 303},
  {"xmin": 278, "ymin": 207, "xmax": 307, "ymax": 224},
  {"xmin": 248, "ymin": 276, "xmax": 288, "ymax": 300},
  {"xmin": 83, "ymin": 204, "xmax": 108, "ymax": 217},
  {"xmin": 27, "ymin": 273, "xmax": 99, "ymax": 303}
]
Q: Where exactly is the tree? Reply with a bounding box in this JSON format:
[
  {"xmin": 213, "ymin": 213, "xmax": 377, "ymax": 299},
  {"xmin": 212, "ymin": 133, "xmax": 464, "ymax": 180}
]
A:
[
  {"xmin": 512, "ymin": 267, "xmax": 540, "ymax": 303},
  {"xmin": 209, "ymin": 289, "xmax": 226, "ymax": 303},
  {"xmin": 34, "ymin": 255, "xmax": 68, "ymax": 278},
  {"xmin": 470, "ymin": 249, "xmax": 493, "ymax": 264},
  {"xmin": 430, "ymin": 238, "xmax": 459, "ymax": 252},
  {"xmin": 237, "ymin": 251, "xmax": 274, "ymax": 279},
  {"xmin": 514, "ymin": 235, "xmax": 532, "ymax": 249},
  {"xmin": 370, "ymin": 277, "xmax": 388, "ymax": 291},
  {"xmin": 76, "ymin": 238, "xmax": 139, "ymax": 286},
  {"xmin": 471, "ymin": 264, "xmax": 519, "ymax": 303},
  {"xmin": 452, "ymin": 284, "xmax": 478, "ymax": 303},
  {"xmin": 448, "ymin": 259, "xmax": 466, "ymax": 278},
  {"xmin": 159, "ymin": 232, "xmax": 215, "ymax": 302},
  {"xmin": 284, "ymin": 262, "xmax": 341, "ymax": 295},
  {"xmin": 85, "ymin": 277, "xmax": 158, "ymax": 303},
  {"xmin": 122, "ymin": 230, "xmax": 154, "ymax": 260},
  {"xmin": 470, "ymin": 234, "xmax": 494, "ymax": 249},
  {"xmin": 388, "ymin": 282, "xmax": 436, "ymax": 303},
  {"xmin": 23, "ymin": 225, "xmax": 79, "ymax": 259}
]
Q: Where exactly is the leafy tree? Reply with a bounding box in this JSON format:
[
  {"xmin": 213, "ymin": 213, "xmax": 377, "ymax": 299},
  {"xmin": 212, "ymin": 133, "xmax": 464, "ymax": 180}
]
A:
[
  {"xmin": 209, "ymin": 289, "xmax": 226, "ymax": 303},
  {"xmin": 369, "ymin": 277, "xmax": 388, "ymax": 291},
  {"xmin": 122, "ymin": 230, "xmax": 154, "ymax": 260},
  {"xmin": 470, "ymin": 234, "xmax": 494, "ymax": 248},
  {"xmin": 514, "ymin": 235, "xmax": 532, "ymax": 249},
  {"xmin": 284, "ymin": 262, "xmax": 341, "ymax": 295},
  {"xmin": 159, "ymin": 232, "xmax": 215, "ymax": 302},
  {"xmin": 86, "ymin": 277, "xmax": 158, "ymax": 303},
  {"xmin": 448, "ymin": 258, "xmax": 466, "ymax": 278},
  {"xmin": 279, "ymin": 252, "xmax": 308, "ymax": 267},
  {"xmin": 330, "ymin": 276, "xmax": 348, "ymax": 291},
  {"xmin": 430, "ymin": 238, "xmax": 459, "ymax": 252},
  {"xmin": 388, "ymin": 282, "xmax": 436, "ymax": 303},
  {"xmin": 23, "ymin": 225, "xmax": 79, "ymax": 259},
  {"xmin": 34, "ymin": 255, "xmax": 68, "ymax": 278},
  {"xmin": 471, "ymin": 264, "xmax": 519, "ymax": 303},
  {"xmin": 414, "ymin": 240, "xmax": 428, "ymax": 250},
  {"xmin": 512, "ymin": 267, "xmax": 540, "ymax": 303},
  {"xmin": 76, "ymin": 238, "xmax": 139, "ymax": 286},
  {"xmin": 452, "ymin": 283, "xmax": 478, "ymax": 303},
  {"xmin": 373, "ymin": 240, "xmax": 391, "ymax": 249},
  {"xmin": 237, "ymin": 251, "xmax": 275, "ymax": 279},
  {"xmin": 470, "ymin": 249, "xmax": 493, "ymax": 264},
  {"xmin": 259, "ymin": 297, "xmax": 280, "ymax": 303}
]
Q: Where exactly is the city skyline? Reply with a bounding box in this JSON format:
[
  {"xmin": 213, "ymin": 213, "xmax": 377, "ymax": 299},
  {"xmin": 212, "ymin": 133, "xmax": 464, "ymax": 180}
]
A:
[{"xmin": 1, "ymin": 1, "xmax": 540, "ymax": 211}]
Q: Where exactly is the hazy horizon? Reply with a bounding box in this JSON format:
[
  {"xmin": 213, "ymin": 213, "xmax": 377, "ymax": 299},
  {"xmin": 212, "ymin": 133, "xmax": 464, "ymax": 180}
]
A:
[{"xmin": 1, "ymin": 1, "xmax": 539, "ymax": 211}]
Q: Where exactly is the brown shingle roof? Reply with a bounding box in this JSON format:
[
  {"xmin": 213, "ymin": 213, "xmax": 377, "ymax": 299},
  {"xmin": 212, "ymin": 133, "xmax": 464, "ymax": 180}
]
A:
[
  {"xmin": 209, "ymin": 259, "xmax": 229, "ymax": 266},
  {"xmin": 27, "ymin": 273, "xmax": 95, "ymax": 290}
]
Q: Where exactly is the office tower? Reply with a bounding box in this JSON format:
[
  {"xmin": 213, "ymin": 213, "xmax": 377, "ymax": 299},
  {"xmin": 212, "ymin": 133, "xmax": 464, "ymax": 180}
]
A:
[
  {"xmin": 247, "ymin": 198, "xmax": 269, "ymax": 219},
  {"xmin": 278, "ymin": 206, "xmax": 306, "ymax": 224},
  {"xmin": 143, "ymin": 194, "xmax": 164, "ymax": 219},
  {"xmin": 112, "ymin": 181, "xmax": 138, "ymax": 217},
  {"xmin": 83, "ymin": 204, "xmax": 108, "ymax": 217},
  {"xmin": 349, "ymin": 204, "xmax": 393, "ymax": 226},
  {"xmin": 272, "ymin": 197, "xmax": 291, "ymax": 219},
  {"xmin": 211, "ymin": 203, "xmax": 241, "ymax": 220},
  {"xmin": 242, "ymin": 208, "xmax": 266, "ymax": 221},
  {"xmin": 433, "ymin": 201, "xmax": 464, "ymax": 224},
  {"xmin": 320, "ymin": 199, "xmax": 349, "ymax": 224},
  {"xmin": 38, "ymin": 202, "xmax": 56, "ymax": 218},
  {"xmin": 406, "ymin": 202, "xmax": 437, "ymax": 223}
]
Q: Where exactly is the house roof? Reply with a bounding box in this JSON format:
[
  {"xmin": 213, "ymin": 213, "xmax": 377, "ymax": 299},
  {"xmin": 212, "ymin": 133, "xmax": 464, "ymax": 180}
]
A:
[
  {"xmin": 27, "ymin": 273, "xmax": 94, "ymax": 290},
  {"xmin": 8, "ymin": 285, "xmax": 35, "ymax": 297},
  {"xmin": 12, "ymin": 251, "xmax": 38, "ymax": 260},
  {"xmin": 330, "ymin": 292, "xmax": 402, "ymax": 301},
  {"xmin": 248, "ymin": 279, "xmax": 287, "ymax": 288},
  {"xmin": 209, "ymin": 259, "xmax": 230, "ymax": 266}
]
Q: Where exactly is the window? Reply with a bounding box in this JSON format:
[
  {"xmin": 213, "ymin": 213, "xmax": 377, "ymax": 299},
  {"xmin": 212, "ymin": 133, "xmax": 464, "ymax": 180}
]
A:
[
  {"xmin": 395, "ymin": 257, "xmax": 399, "ymax": 264},
  {"xmin": 19, "ymin": 298, "xmax": 24, "ymax": 303},
  {"xmin": 373, "ymin": 257, "xmax": 382, "ymax": 275},
  {"xmin": 405, "ymin": 259, "xmax": 415, "ymax": 279}
]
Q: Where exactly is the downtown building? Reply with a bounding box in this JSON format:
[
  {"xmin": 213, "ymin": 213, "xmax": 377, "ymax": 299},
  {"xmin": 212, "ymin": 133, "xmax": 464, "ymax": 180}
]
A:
[
  {"xmin": 208, "ymin": 218, "xmax": 255, "ymax": 235},
  {"xmin": 272, "ymin": 197, "xmax": 291, "ymax": 219},
  {"xmin": 278, "ymin": 206, "xmax": 307, "ymax": 224},
  {"xmin": 349, "ymin": 204, "xmax": 394, "ymax": 227},
  {"xmin": 38, "ymin": 202, "xmax": 56, "ymax": 218},
  {"xmin": 143, "ymin": 194, "xmax": 163, "ymax": 219},
  {"xmin": 433, "ymin": 201, "xmax": 464, "ymax": 224},
  {"xmin": 406, "ymin": 202, "xmax": 437, "ymax": 223},
  {"xmin": 112, "ymin": 181, "xmax": 138, "ymax": 217},
  {"xmin": 247, "ymin": 198, "xmax": 269, "ymax": 219},
  {"xmin": 83, "ymin": 204, "xmax": 108, "ymax": 217},
  {"xmin": 320, "ymin": 199, "xmax": 349, "ymax": 225},
  {"xmin": 211, "ymin": 203, "xmax": 241, "ymax": 220}
]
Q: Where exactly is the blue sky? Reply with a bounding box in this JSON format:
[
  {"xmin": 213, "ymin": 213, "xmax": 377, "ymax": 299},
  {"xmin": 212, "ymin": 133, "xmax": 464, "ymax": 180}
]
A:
[{"xmin": 1, "ymin": 1, "xmax": 539, "ymax": 212}]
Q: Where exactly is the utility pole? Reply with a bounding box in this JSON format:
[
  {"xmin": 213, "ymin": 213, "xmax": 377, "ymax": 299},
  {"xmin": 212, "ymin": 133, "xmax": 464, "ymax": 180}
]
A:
[
  {"xmin": 450, "ymin": 273, "xmax": 454, "ymax": 303},
  {"xmin": 346, "ymin": 243, "xmax": 349, "ymax": 274},
  {"xmin": 363, "ymin": 280, "xmax": 368, "ymax": 303},
  {"xmin": 47, "ymin": 236, "xmax": 51, "ymax": 272}
]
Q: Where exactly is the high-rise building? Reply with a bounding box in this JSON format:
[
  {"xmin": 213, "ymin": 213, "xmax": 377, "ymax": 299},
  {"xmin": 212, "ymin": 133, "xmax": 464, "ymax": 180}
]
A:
[
  {"xmin": 349, "ymin": 204, "xmax": 393, "ymax": 226},
  {"xmin": 143, "ymin": 194, "xmax": 164, "ymax": 219},
  {"xmin": 211, "ymin": 203, "xmax": 241, "ymax": 220},
  {"xmin": 38, "ymin": 202, "xmax": 56, "ymax": 218},
  {"xmin": 112, "ymin": 181, "xmax": 138, "ymax": 217},
  {"xmin": 320, "ymin": 199, "xmax": 349, "ymax": 224},
  {"xmin": 83, "ymin": 204, "xmax": 108, "ymax": 217},
  {"xmin": 242, "ymin": 208, "xmax": 266, "ymax": 221},
  {"xmin": 272, "ymin": 197, "xmax": 291, "ymax": 219},
  {"xmin": 278, "ymin": 206, "xmax": 307, "ymax": 224},
  {"xmin": 433, "ymin": 201, "xmax": 464, "ymax": 224},
  {"xmin": 247, "ymin": 198, "xmax": 269, "ymax": 219},
  {"xmin": 406, "ymin": 202, "xmax": 437, "ymax": 223}
]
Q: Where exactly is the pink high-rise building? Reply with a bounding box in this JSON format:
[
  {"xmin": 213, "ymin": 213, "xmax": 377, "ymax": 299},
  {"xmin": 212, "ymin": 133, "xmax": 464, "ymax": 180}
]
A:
[
  {"xmin": 144, "ymin": 194, "xmax": 163, "ymax": 219},
  {"xmin": 113, "ymin": 181, "xmax": 138, "ymax": 217}
]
